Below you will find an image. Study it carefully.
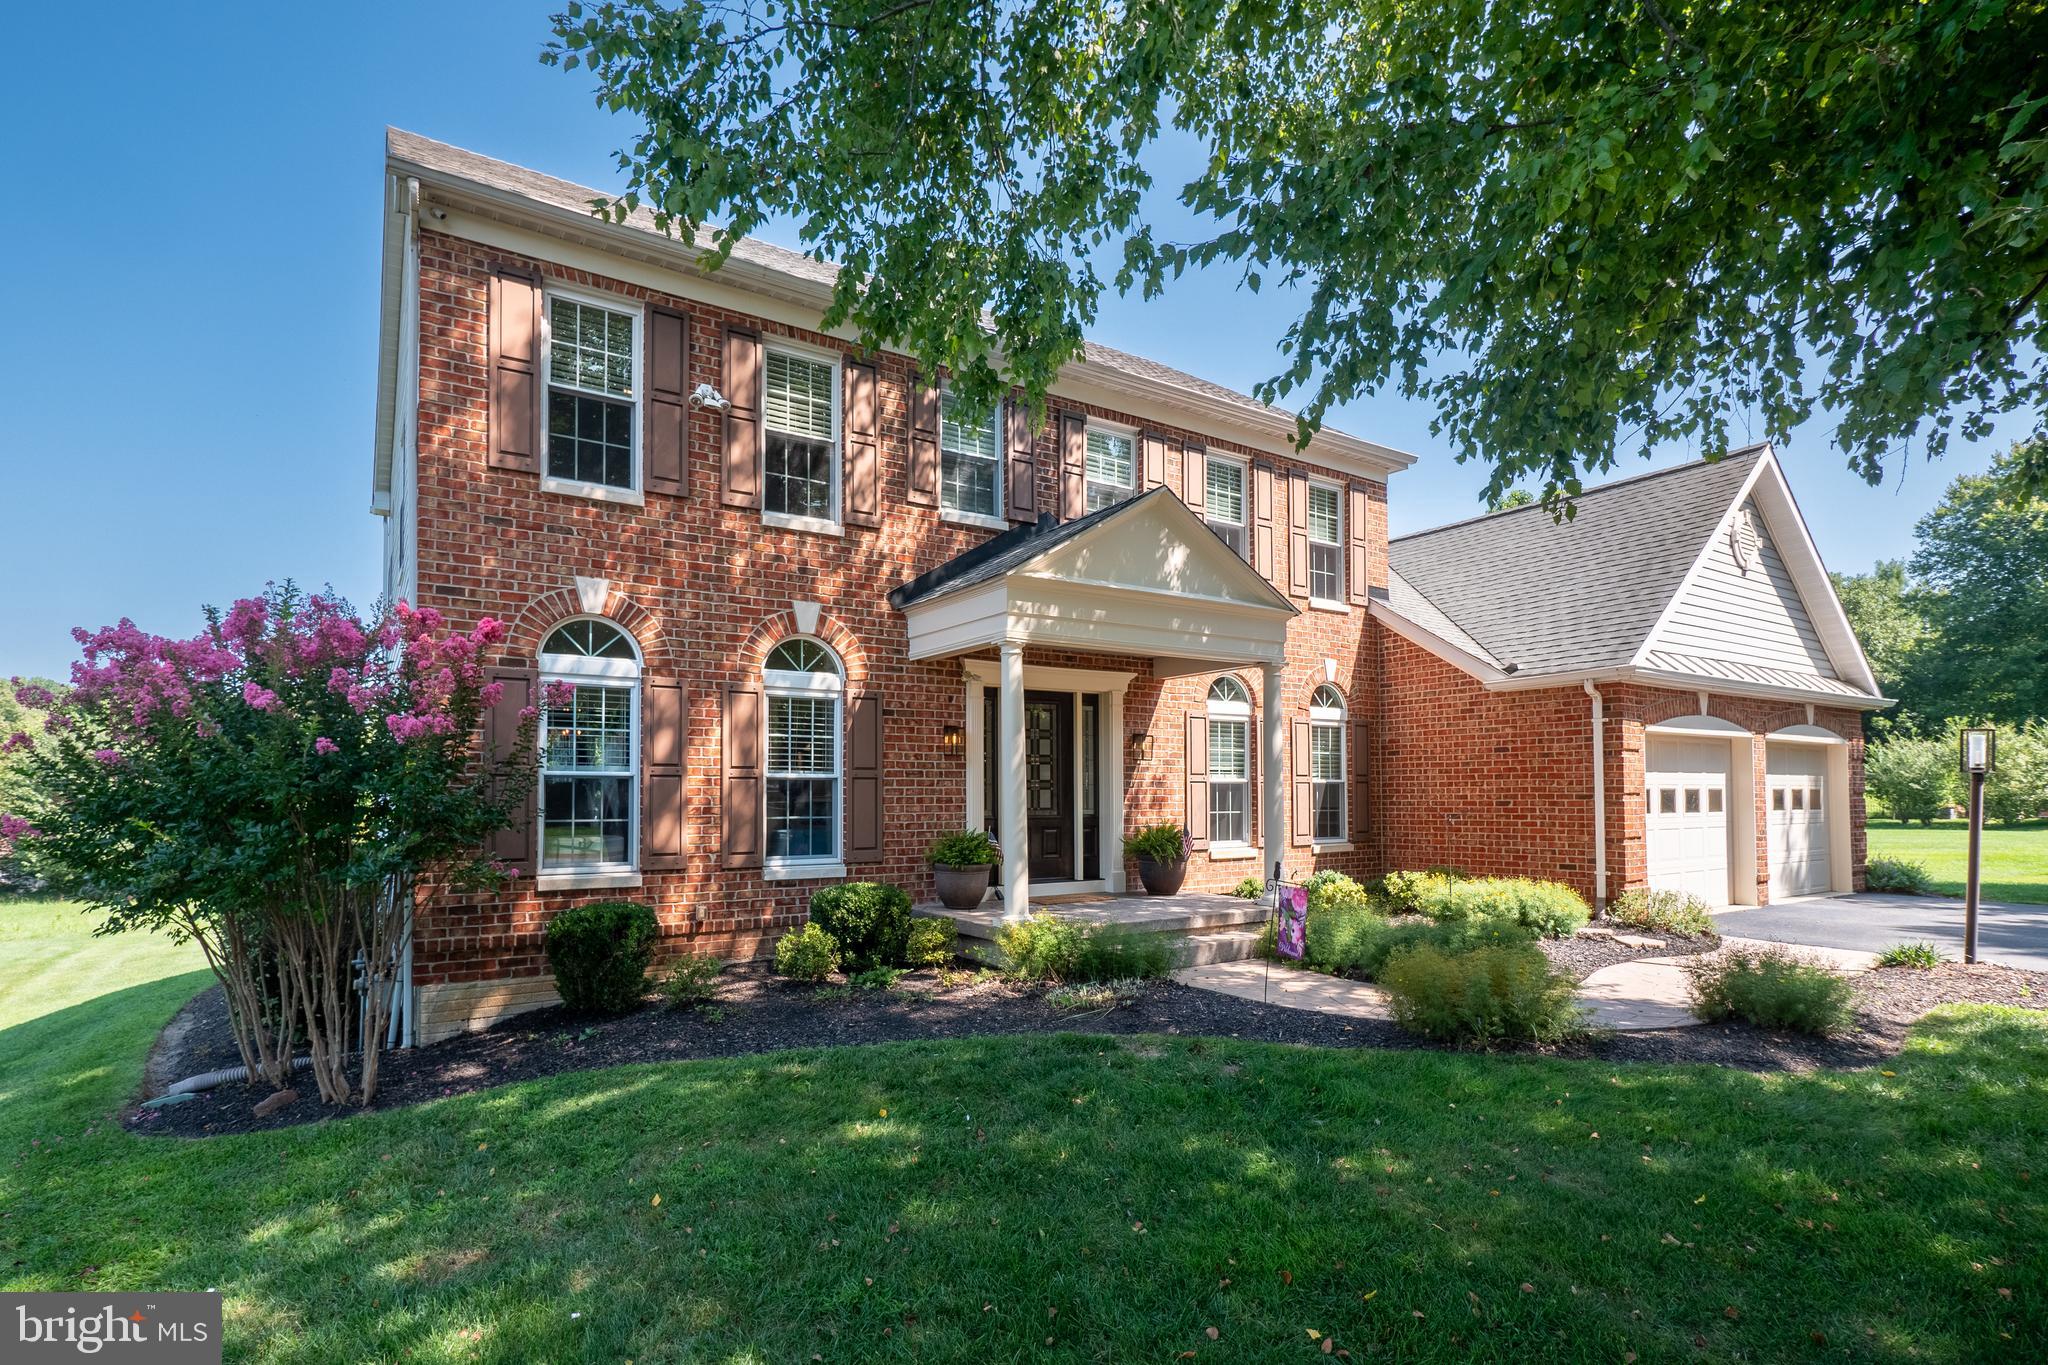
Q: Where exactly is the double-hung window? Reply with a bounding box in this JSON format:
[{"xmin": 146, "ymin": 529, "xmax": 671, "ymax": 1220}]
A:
[
  {"xmin": 1085, "ymin": 428, "xmax": 1136, "ymax": 512},
  {"xmin": 545, "ymin": 293, "xmax": 640, "ymax": 493},
  {"xmin": 1309, "ymin": 684, "xmax": 1347, "ymax": 843},
  {"xmin": 1306, "ymin": 481, "xmax": 1344, "ymax": 602},
  {"xmin": 538, "ymin": 620, "xmax": 641, "ymax": 875},
  {"xmin": 1207, "ymin": 676, "xmax": 1253, "ymax": 847},
  {"xmin": 762, "ymin": 348, "xmax": 839, "ymax": 528},
  {"xmin": 1205, "ymin": 455, "xmax": 1248, "ymax": 555},
  {"xmin": 763, "ymin": 638, "xmax": 843, "ymax": 871},
  {"xmin": 940, "ymin": 391, "xmax": 1002, "ymax": 521}
]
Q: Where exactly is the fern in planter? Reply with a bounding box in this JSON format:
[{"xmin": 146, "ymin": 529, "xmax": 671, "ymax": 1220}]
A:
[
  {"xmin": 1123, "ymin": 823, "xmax": 1190, "ymax": 864},
  {"xmin": 929, "ymin": 829, "xmax": 1000, "ymax": 867}
]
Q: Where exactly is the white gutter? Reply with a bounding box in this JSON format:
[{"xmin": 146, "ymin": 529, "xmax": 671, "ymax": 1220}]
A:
[{"xmin": 1583, "ymin": 682, "xmax": 1608, "ymax": 913}]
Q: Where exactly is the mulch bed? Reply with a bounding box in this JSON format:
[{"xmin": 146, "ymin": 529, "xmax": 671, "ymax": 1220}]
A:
[
  {"xmin": 1540, "ymin": 928, "xmax": 1720, "ymax": 981},
  {"xmin": 129, "ymin": 959, "xmax": 2048, "ymax": 1139}
]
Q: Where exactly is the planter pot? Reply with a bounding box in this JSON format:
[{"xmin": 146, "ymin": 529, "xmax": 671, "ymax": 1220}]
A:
[
  {"xmin": 1135, "ymin": 857, "xmax": 1188, "ymax": 896},
  {"xmin": 933, "ymin": 863, "xmax": 993, "ymax": 910}
]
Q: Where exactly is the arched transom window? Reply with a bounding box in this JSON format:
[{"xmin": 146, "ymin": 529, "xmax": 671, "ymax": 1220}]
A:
[
  {"xmin": 538, "ymin": 620, "xmax": 641, "ymax": 874},
  {"xmin": 1206, "ymin": 676, "xmax": 1253, "ymax": 847},
  {"xmin": 1309, "ymin": 685, "xmax": 1346, "ymax": 843},
  {"xmin": 764, "ymin": 637, "xmax": 844, "ymax": 867}
]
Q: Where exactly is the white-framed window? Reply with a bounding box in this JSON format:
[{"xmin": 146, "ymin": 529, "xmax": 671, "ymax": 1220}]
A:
[
  {"xmin": 1205, "ymin": 454, "xmax": 1248, "ymax": 555},
  {"xmin": 544, "ymin": 290, "xmax": 642, "ymax": 494},
  {"xmin": 1207, "ymin": 675, "xmax": 1253, "ymax": 847},
  {"xmin": 1309, "ymin": 683, "xmax": 1346, "ymax": 843},
  {"xmin": 1085, "ymin": 427, "xmax": 1137, "ymax": 513},
  {"xmin": 940, "ymin": 390, "xmax": 1003, "ymax": 521},
  {"xmin": 764, "ymin": 637, "xmax": 843, "ymax": 869},
  {"xmin": 1306, "ymin": 481, "xmax": 1344, "ymax": 602},
  {"xmin": 539, "ymin": 619, "xmax": 641, "ymax": 874},
  {"xmin": 762, "ymin": 346, "xmax": 840, "ymax": 530}
]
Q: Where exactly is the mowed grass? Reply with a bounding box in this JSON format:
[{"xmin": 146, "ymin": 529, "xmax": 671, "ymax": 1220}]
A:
[
  {"xmin": 1869, "ymin": 818, "xmax": 2048, "ymax": 904},
  {"xmin": 2, "ymin": 905, "xmax": 2046, "ymax": 1361}
]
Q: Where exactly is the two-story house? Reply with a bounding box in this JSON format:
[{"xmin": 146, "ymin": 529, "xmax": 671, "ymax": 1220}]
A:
[{"xmin": 372, "ymin": 131, "xmax": 1887, "ymax": 1043}]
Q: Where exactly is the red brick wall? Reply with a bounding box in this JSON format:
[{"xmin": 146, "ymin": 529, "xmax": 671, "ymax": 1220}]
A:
[{"xmin": 407, "ymin": 228, "xmax": 1387, "ymax": 986}]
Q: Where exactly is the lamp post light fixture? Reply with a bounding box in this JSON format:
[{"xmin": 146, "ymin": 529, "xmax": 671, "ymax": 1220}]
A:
[
  {"xmin": 941, "ymin": 723, "xmax": 964, "ymax": 750},
  {"xmin": 1959, "ymin": 726, "xmax": 1996, "ymax": 964}
]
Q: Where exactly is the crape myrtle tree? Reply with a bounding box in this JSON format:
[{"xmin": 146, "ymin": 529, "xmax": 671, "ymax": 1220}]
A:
[
  {"xmin": 545, "ymin": 0, "xmax": 2048, "ymax": 506},
  {"xmin": 0, "ymin": 587, "xmax": 553, "ymax": 1106}
]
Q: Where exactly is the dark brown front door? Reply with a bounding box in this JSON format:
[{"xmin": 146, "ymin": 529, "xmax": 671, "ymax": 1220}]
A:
[{"xmin": 1024, "ymin": 692, "xmax": 1074, "ymax": 881}]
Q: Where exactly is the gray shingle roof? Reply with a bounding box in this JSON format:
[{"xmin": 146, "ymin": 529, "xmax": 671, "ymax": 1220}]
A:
[
  {"xmin": 888, "ymin": 500, "xmax": 1148, "ymax": 610},
  {"xmin": 1386, "ymin": 450, "xmax": 1766, "ymax": 677}
]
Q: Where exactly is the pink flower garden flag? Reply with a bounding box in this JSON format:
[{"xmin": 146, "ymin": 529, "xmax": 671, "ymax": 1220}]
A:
[{"xmin": 1277, "ymin": 885, "xmax": 1308, "ymax": 960}]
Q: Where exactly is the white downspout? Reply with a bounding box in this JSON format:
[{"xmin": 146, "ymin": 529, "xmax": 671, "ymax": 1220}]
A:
[{"xmin": 1583, "ymin": 682, "xmax": 1608, "ymax": 915}]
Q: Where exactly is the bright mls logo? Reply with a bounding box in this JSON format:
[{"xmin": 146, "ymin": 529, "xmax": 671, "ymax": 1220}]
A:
[{"xmin": 4, "ymin": 1293, "xmax": 221, "ymax": 1362}]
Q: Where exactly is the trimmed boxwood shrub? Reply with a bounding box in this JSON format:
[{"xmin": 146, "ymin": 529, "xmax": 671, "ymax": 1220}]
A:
[
  {"xmin": 1688, "ymin": 948, "xmax": 1855, "ymax": 1035},
  {"xmin": 1379, "ymin": 942, "xmax": 1586, "ymax": 1043},
  {"xmin": 775, "ymin": 922, "xmax": 840, "ymax": 981},
  {"xmin": 905, "ymin": 916, "xmax": 958, "ymax": 968},
  {"xmin": 544, "ymin": 900, "xmax": 659, "ymax": 1014},
  {"xmin": 1607, "ymin": 887, "xmax": 1717, "ymax": 937},
  {"xmin": 809, "ymin": 881, "xmax": 913, "ymax": 971}
]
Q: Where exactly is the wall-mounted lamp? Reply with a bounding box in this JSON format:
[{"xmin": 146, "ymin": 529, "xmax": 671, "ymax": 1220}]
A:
[
  {"xmin": 1129, "ymin": 731, "xmax": 1152, "ymax": 762},
  {"xmin": 688, "ymin": 382, "xmax": 732, "ymax": 412},
  {"xmin": 942, "ymin": 723, "xmax": 965, "ymax": 750}
]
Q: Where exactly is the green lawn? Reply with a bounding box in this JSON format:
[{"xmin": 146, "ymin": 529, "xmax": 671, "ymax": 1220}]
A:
[
  {"xmin": 3, "ymin": 903, "xmax": 2046, "ymax": 1361},
  {"xmin": 1868, "ymin": 818, "xmax": 2048, "ymax": 904}
]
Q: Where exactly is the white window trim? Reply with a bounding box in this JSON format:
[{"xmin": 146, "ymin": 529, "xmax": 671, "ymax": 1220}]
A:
[
  {"xmin": 1084, "ymin": 421, "xmax": 1139, "ymax": 511},
  {"xmin": 536, "ymin": 619, "xmax": 642, "ymax": 881},
  {"xmin": 1204, "ymin": 452, "xmax": 1249, "ymax": 543},
  {"xmin": 761, "ymin": 341, "xmax": 843, "ymax": 533},
  {"xmin": 938, "ymin": 388, "xmax": 1005, "ymax": 523},
  {"xmin": 1309, "ymin": 691, "xmax": 1347, "ymax": 845},
  {"xmin": 763, "ymin": 638, "xmax": 845, "ymax": 877},
  {"xmin": 1306, "ymin": 477, "xmax": 1347, "ymax": 610},
  {"xmin": 1207, "ymin": 679, "xmax": 1254, "ymax": 852},
  {"xmin": 540, "ymin": 284, "xmax": 644, "ymax": 498}
]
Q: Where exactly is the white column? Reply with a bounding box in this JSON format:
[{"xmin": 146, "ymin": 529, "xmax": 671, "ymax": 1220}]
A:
[
  {"xmin": 1261, "ymin": 660, "xmax": 1286, "ymax": 894},
  {"xmin": 998, "ymin": 641, "xmax": 1030, "ymax": 918}
]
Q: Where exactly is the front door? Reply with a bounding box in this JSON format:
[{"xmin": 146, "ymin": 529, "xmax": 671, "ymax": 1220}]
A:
[{"xmin": 1024, "ymin": 692, "xmax": 1074, "ymax": 881}]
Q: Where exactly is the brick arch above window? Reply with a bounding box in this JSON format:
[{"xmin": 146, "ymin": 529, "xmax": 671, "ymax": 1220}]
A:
[
  {"xmin": 736, "ymin": 609, "xmax": 870, "ymax": 688},
  {"xmin": 503, "ymin": 583, "xmax": 676, "ymax": 674}
]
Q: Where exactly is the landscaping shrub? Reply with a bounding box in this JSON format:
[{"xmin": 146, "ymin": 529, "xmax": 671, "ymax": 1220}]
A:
[
  {"xmin": 1379, "ymin": 942, "xmax": 1586, "ymax": 1043},
  {"xmin": 850, "ymin": 966, "xmax": 905, "ymax": 990},
  {"xmin": 1301, "ymin": 897, "xmax": 1389, "ymax": 972},
  {"xmin": 1045, "ymin": 978, "xmax": 1148, "ymax": 1010},
  {"xmin": 657, "ymin": 954, "xmax": 723, "ymax": 1009},
  {"xmin": 1313, "ymin": 912, "xmax": 1535, "ymax": 979},
  {"xmin": 1607, "ymin": 888, "xmax": 1717, "ymax": 937},
  {"xmin": 774, "ymin": 922, "xmax": 840, "ymax": 981},
  {"xmin": 996, "ymin": 914, "xmax": 1179, "ymax": 982},
  {"xmin": 1407, "ymin": 876, "xmax": 1590, "ymax": 937},
  {"xmin": 1124, "ymin": 822, "xmax": 1189, "ymax": 863},
  {"xmin": 905, "ymin": 916, "xmax": 958, "ymax": 968},
  {"xmin": 545, "ymin": 901, "xmax": 660, "ymax": 1014},
  {"xmin": 1303, "ymin": 870, "xmax": 1377, "ymax": 916},
  {"xmin": 1866, "ymin": 855, "xmax": 1936, "ymax": 894},
  {"xmin": 1230, "ymin": 876, "xmax": 1265, "ymax": 900},
  {"xmin": 1379, "ymin": 870, "xmax": 1452, "ymax": 914},
  {"xmin": 808, "ymin": 881, "xmax": 913, "ymax": 971},
  {"xmin": 929, "ymin": 829, "xmax": 1000, "ymax": 866},
  {"xmin": 1877, "ymin": 941, "xmax": 1945, "ymax": 970},
  {"xmin": 1688, "ymin": 948, "xmax": 1855, "ymax": 1035}
]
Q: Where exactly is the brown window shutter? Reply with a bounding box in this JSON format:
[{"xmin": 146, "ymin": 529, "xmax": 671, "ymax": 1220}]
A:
[
  {"xmin": 846, "ymin": 693, "xmax": 884, "ymax": 862},
  {"xmin": 720, "ymin": 326, "xmax": 762, "ymax": 508},
  {"xmin": 1182, "ymin": 444, "xmax": 1207, "ymax": 514},
  {"xmin": 484, "ymin": 667, "xmax": 537, "ymax": 867},
  {"xmin": 1141, "ymin": 432, "xmax": 1169, "ymax": 491},
  {"xmin": 646, "ymin": 305, "xmax": 690, "ymax": 497},
  {"xmin": 1184, "ymin": 712, "xmax": 1210, "ymax": 851},
  {"xmin": 1252, "ymin": 460, "xmax": 1277, "ymax": 579},
  {"xmin": 1286, "ymin": 470, "xmax": 1312, "ymax": 598},
  {"xmin": 720, "ymin": 684, "xmax": 763, "ymax": 869},
  {"xmin": 908, "ymin": 374, "xmax": 941, "ymax": 506},
  {"xmin": 1351, "ymin": 714, "xmax": 1371, "ymax": 837},
  {"xmin": 1291, "ymin": 716, "xmax": 1315, "ymax": 846},
  {"xmin": 1005, "ymin": 398, "xmax": 1038, "ymax": 522},
  {"xmin": 1347, "ymin": 484, "xmax": 1371, "ymax": 605},
  {"xmin": 1060, "ymin": 412, "xmax": 1088, "ymax": 521},
  {"xmin": 843, "ymin": 359, "xmax": 881, "ymax": 526},
  {"xmin": 641, "ymin": 676, "xmax": 686, "ymax": 870},
  {"xmin": 487, "ymin": 268, "xmax": 542, "ymax": 473}
]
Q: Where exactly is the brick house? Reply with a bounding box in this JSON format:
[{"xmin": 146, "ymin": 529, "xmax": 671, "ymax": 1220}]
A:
[{"xmin": 371, "ymin": 131, "xmax": 1888, "ymax": 1043}]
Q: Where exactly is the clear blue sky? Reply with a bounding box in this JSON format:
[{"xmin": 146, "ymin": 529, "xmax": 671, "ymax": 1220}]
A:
[{"xmin": 0, "ymin": 4, "xmax": 2031, "ymax": 682}]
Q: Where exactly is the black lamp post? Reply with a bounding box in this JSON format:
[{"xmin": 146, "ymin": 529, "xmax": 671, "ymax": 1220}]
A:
[{"xmin": 1959, "ymin": 727, "xmax": 1996, "ymax": 964}]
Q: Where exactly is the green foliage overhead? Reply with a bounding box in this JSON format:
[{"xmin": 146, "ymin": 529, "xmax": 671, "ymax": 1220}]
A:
[{"xmin": 549, "ymin": 1, "xmax": 2048, "ymax": 502}]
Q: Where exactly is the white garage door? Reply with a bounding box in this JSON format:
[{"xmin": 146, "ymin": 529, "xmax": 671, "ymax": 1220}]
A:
[
  {"xmin": 1767, "ymin": 743, "xmax": 1831, "ymax": 897},
  {"xmin": 1645, "ymin": 736, "xmax": 1731, "ymax": 905}
]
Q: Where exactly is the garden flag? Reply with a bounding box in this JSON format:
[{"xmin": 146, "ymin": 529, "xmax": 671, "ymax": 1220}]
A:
[{"xmin": 1277, "ymin": 885, "xmax": 1308, "ymax": 960}]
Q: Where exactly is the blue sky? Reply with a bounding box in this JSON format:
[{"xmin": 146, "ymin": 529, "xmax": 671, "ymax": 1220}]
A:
[{"xmin": 0, "ymin": 3, "xmax": 2031, "ymax": 682}]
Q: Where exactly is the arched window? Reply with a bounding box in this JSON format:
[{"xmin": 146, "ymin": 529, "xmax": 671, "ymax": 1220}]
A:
[
  {"xmin": 763, "ymin": 637, "xmax": 844, "ymax": 867},
  {"xmin": 538, "ymin": 620, "xmax": 641, "ymax": 874},
  {"xmin": 1309, "ymin": 684, "xmax": 1346, "ymax": 843},
  {"xmin": 1206, "ymin": 676, "xmax": 1253, "ymax": 847}
]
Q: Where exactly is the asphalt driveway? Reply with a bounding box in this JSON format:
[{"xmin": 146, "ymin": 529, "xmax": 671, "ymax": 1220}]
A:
[{"xmin": 1713, "ymin": 893, "xmax": 2048, "ymax": 972}]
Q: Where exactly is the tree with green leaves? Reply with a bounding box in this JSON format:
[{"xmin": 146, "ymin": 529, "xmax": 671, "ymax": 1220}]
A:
[
  {"xmin": 1830, "ymin": 560, "xmax": 1936, "ymax": 733},
  {"xmin": 1983, "ymin": 720, "xmax": 2048, "ymax": 825},
  {"xmin": 548, "ymin": 0, "xmax": 2048, "ymax": 504},
  {"xmin": 1865, "ymin": 733, "xmax": 1960, "ymax": 825}
]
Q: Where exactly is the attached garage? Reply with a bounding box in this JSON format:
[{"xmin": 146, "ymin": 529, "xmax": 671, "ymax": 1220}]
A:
[
  {"xmin": 1645, "ymin": 733, "xmax": 1733, "ymax": 905},
  {"xmin": 1766, "ymin": 737, "xmax": 1836, "ymax": 897}
]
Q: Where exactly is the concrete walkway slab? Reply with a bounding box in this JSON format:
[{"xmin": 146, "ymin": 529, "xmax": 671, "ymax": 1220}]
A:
[
  {"xmin": 1574, "ymin": 959, "xmax": 1699, "ymax": 1031},
  {"xmin": 1173, "ymin": 960, "xmax": 1392, "ymax": 1019}
]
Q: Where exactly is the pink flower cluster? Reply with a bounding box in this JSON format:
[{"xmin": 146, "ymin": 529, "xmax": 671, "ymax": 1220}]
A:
[
  {"xmin": 1, "ymin": 732, "xmax": 31, "ymax": 754},
  {"xmin": 314, "ymin": 736, "xmax": 340, "ymax": 757},
  {"xmin": 378, "ymin": 606, "xmax": 510, "ymax": 746},
  {"xmin": 0, "ymin": 811, "xmax": 37, "ymax": 853}
]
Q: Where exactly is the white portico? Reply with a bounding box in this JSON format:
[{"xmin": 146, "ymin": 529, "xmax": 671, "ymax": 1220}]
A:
[{"xmin": 890, "ymin": 489, "xmax": 1300, "ymax": 916}]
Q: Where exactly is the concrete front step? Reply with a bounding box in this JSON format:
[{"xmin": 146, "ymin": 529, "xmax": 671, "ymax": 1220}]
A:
[{"xmin": 921, "ymin": 894, "xmax": 1269, "ymax": 944}]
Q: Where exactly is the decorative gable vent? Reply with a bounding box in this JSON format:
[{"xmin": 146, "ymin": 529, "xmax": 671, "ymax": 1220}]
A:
[{"xmin": 1730, "ymin": 507, "xmax": 1761, "ymax": 574}]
